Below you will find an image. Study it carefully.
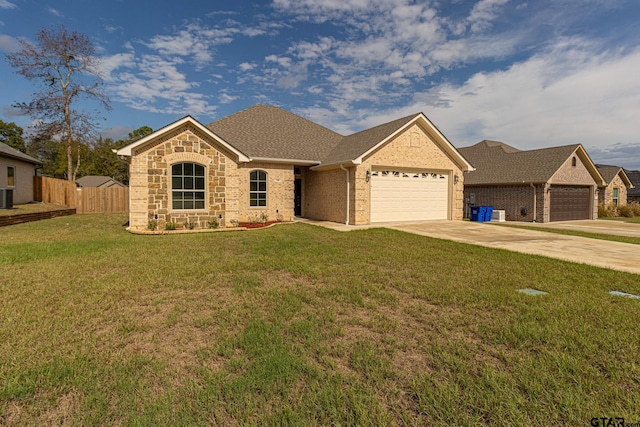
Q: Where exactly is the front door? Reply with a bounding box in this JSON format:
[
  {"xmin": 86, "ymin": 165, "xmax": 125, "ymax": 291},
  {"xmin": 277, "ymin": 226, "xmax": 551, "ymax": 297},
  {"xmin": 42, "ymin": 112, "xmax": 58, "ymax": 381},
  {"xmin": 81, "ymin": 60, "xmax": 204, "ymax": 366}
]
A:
[{"xmin": 294, "ymin": 178, "xmax": 302, "ymax": 216}]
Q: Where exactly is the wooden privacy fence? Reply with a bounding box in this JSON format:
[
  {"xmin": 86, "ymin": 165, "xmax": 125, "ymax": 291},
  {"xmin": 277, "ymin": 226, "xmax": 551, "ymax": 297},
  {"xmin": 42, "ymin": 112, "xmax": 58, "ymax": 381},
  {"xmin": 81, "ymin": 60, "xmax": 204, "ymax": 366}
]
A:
[
  {"xmin": 34, "ymin": 176, "xmax": 129, "ymax": 214},
  {"xmin": 76, "ymin": 187, "xmax": 129, "ymax": 214}
]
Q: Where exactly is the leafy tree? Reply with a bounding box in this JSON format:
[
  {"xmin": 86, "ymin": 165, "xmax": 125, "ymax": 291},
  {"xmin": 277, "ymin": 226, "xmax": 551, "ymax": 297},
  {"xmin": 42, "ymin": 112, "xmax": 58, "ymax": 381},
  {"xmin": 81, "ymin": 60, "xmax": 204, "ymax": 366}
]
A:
[
  {"xmin": 6, "ymin": 24, "xmax": 110, "ymax": 181},
  {"xmin": 0, "ymin": 120, "xmax": 26, "ymax": 152}
]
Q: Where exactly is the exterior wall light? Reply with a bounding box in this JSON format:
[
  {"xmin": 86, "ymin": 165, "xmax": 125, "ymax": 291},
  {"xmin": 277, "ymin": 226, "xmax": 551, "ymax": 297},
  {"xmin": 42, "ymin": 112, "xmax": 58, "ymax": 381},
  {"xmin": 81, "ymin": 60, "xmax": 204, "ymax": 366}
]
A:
[{"xmin": 366, "ymin": 170, "xmax": 371, "ymax": 182}]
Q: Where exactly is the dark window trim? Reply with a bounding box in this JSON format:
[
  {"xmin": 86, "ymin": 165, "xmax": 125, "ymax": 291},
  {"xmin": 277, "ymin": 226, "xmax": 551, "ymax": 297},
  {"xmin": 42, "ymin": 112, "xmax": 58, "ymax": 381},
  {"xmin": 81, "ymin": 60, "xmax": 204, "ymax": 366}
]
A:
[
  {"xmin": 249, "ymin": 170, "xmax": 267, "ymax": 207},
  {"xmin": 171, "ymin": 162, "xmax": 206, "ymax": 210}
]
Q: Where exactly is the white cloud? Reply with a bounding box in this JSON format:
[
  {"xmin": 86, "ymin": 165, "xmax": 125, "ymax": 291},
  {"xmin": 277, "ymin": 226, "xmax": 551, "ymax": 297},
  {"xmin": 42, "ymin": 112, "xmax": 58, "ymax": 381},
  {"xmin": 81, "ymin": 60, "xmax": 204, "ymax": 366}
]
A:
[
  {"xmin": 0, "ymin": 33, "xmax": 20, "ymax": 52},
  {"xmin": 48, "ymin": 7, "xmax": 62, "ymax": 17},
  {"xmin": 239, "ymin": 62, "xmax": 256, "ymax": 72},
  {"xmin": 0, "ymin": 0, "xmax": 16, "ymax": 9},
  {"xmin": 467, "ymin": 0, "xmax": 510, "ymax": 33},
  {"xmin": 336, "ymin": 41, "xmax": 640, "ymax": 168}
]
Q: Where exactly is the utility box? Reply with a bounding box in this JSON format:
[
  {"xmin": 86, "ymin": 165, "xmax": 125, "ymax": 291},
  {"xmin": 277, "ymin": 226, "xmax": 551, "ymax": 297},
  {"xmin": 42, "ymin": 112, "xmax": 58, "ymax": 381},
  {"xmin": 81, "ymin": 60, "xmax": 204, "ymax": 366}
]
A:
[
  {"xmin": 0, "ymin": 188, "xmax": 13, "ymax": 209},
  {"xmin": 491, "ymin": 210, "xmax": 506, "ymax": 222}
]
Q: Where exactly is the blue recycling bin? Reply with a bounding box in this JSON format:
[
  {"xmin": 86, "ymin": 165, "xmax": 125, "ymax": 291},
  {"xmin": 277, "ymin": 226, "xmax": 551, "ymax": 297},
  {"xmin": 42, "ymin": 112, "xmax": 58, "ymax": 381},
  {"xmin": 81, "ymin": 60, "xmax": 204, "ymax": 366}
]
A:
[
  {"xmin": 485, "ymin": 206, "xmax": 494, "ymax": 222},
  {"xmin": 479, "ymin": 206, "xmax": 488, "ymax": 222},
  {"xmin": 470, "ymin": 206, "xmax": 483, "ymax": 222}
]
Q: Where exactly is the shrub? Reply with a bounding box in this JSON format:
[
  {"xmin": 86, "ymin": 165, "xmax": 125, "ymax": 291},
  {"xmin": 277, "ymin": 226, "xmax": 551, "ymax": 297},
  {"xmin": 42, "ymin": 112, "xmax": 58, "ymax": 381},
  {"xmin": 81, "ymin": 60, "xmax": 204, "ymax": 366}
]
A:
[
  {"xmin": 630, "ymin": 203, "xmax": 640, "ymax": 216},
  {"xmin": 230, "ymin": 219, "xmax": 240, "ymax": 228},
  {"xmin": 147, "ymin": 219, "xmax": 158, "ymax": 231},
  {"xmin": 618, "ymin": 205, "xmax": 634, "ymax": 218},
  {"xmin": 165, "ymin": 221, "xmax": 178, "ymax": 231},
  {"xmin": 598, "ymin": 204, "xmax": 614, "ymax": 218},
  {"xmin": 208, "ymin": 219, "xmax": 219, "ymax": 229},
  {"xmin": 185, "ymin": 220, "xmax": 197, "ymax": 230}
]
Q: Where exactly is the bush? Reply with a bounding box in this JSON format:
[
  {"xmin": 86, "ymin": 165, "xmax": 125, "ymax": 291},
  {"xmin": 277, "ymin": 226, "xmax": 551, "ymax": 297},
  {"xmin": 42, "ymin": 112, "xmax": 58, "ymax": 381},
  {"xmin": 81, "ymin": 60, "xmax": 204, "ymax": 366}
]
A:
[
  {"xmin": 185, "ymin": 221, "xmax": 197, "ymax": 230},
  {"xmin": 165, "ymin": 221, "xmax": 178, "ymax": 231},
  {"xmin": 618, "ymin": 205, "xmax": 634, "ymax": 218},
  {"xmin": 630, "ymin": 203, "xmax": 640, "ymax": 216},
  {"xmin": 598, "ymin": 204, "xmax": 615, "ymax": 218},
  {"xmin": 208, "ymin": 219, "xmax": 219, "ymax": 229},
  {"xmin": 147, "ymin": 219, "xmax": 158, "ymax": 231}
]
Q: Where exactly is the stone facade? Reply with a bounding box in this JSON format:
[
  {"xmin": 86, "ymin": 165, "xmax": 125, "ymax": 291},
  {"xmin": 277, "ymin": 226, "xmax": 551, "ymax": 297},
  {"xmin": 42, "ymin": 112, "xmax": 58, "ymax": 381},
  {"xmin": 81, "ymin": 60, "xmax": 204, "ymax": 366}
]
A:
[
  {"xmin": 126, "ymin": 116, "xmax": 470, "ymax": 230},
  {"xmin": 598, "ymin": 174, "xmax": 628, "ymax": 209},
  {"xmin": 127, "ymin": 125, "xmax": 297, "ymax": 231}
]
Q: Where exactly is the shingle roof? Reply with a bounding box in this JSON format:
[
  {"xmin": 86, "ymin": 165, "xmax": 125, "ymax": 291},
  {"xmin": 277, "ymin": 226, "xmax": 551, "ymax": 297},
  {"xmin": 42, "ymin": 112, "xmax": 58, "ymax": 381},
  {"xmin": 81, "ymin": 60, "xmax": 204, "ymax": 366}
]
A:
[
  {"xmin": 595, "ymin": 165, "xmax": 630, "ymax": 187},
  {"xmin": 76, "ymin": 175, "xmax": 126, "ymax": 188},
  {"xmin": 0, "ymin": 141, "xmax": 42, "ymax": 165},
  {"xmin": 206, "ymin": 105, "xmax": 343, "ymax": 161},
  {"xmin": 321, "ymin": 114, "xmax": 417, "ymax": 165},
  {"xmin": 459, "ymin": 140, "xmax": 586, "ymax": 185},
  {"xmin": 624, "ymin": 169, "xmax": 640, "ymax": 195}
]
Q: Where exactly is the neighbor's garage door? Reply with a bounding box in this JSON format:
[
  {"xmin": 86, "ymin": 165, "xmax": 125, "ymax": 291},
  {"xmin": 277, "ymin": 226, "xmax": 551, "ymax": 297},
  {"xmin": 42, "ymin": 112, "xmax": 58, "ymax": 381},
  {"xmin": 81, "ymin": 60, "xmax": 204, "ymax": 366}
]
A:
[
  {"xmin": 549, "ymin": 185, "xmax": 591, "ymax": 221},
  {"xmin": 370, "ymin": 170, "xmax": 449, "ymax": 222}
]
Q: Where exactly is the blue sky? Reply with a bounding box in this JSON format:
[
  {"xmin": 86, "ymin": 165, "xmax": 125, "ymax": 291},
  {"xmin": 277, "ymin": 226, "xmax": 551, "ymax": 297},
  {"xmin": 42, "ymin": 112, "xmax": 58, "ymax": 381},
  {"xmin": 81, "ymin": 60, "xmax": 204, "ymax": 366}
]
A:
[{"xmin": 1, "ymin": 0, "xmax": 639, "ymax": 169}]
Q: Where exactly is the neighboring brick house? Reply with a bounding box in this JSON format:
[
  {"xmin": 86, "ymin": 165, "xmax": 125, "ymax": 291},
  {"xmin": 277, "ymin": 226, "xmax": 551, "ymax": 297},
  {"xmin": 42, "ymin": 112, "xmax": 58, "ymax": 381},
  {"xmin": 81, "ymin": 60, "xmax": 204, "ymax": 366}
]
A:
[
  {"xmin": 595, "ymin": 165, "xmax": 634, "ymax": 209},
  {"xmin": 76, "ymin": 175, "xmax": 126, "ymax": 188},
  {"xmin": 458, "ymin": 140, "xmax": 605, "ymax": 222},
  {"xmin": 0, "ymin": 141, "xmax": 42, "ymax": 205},
  {"xmin": 625, "ymin": 169, "xmax": 640, "ymax": 204},
  {"xmin": 116, "ymin": 105, "xmax": 473, "ymax": 231}
]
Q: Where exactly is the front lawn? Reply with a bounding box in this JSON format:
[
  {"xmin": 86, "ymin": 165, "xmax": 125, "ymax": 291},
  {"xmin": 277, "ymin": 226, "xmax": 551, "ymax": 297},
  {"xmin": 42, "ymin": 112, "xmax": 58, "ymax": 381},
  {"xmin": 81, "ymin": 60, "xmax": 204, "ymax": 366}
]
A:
[{"xmin": 1, "ymin": 214, "xmax": 639, "ymax": 425}]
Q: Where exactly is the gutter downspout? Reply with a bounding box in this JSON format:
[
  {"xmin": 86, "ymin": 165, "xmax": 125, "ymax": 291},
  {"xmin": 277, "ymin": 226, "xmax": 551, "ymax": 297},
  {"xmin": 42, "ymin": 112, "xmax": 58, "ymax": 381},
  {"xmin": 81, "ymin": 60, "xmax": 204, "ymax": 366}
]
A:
[
  {"xmin": 340, "ymin": 164, "xmax": 350, "ymax": 225},
  {"xmin": 530, "ymin": 183, "xmax": 537, "ymax": 223}
]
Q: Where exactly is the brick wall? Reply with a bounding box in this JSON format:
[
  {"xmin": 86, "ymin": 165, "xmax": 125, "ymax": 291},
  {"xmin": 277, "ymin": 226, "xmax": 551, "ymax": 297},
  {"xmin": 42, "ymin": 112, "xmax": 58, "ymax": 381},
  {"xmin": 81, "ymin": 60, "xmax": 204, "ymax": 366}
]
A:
[
  {"xmin": 357, "ymin": 122, "xmax": 465, "ymax": 223},
  {"xmin": 464, "ymin": 184, "xmax": 544, "ymax": 222},
  {"xmin": 550, "ymin": 153, "xmax": 598, "ymax": 220},
  {"xmin": 237, "ymin": 162, "xmax": 294, "ymax": 223},
  {"xmin": 303, "ymin": 167, "xmax": 347, "ymax": 223}
]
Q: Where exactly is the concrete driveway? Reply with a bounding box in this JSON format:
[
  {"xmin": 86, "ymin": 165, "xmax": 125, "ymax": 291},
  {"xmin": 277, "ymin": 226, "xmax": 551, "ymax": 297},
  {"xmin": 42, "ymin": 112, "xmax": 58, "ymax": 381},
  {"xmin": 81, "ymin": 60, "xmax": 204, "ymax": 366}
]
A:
[{"xmin": 299, "ymin": 219, "xmax": 640, "ymax": 275}]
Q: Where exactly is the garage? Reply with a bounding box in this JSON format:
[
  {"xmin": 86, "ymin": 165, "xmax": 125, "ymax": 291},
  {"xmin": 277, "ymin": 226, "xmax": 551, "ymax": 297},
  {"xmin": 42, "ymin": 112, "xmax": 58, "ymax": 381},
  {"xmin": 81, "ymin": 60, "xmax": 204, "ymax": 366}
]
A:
[
  {"xmin": 549, "ymin": 185, "xmax": 591, "ymax": 221},
  {"xmin": 370, "ymin": 170, "xmax": 449, "ymax": 222}
]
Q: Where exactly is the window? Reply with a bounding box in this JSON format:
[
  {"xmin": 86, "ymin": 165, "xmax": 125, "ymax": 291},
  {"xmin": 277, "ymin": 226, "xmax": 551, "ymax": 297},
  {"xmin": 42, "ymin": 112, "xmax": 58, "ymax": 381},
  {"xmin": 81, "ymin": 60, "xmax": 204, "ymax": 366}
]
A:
[
  {"xmin": 249, "ymin": 170, "xmax": 267, "ymax": 207},
  {"xmin": 613, "ymin": 187, "xmax": 619, "ymax": 207},
  {"xmin": 7, "ymin": 166, "xmax": 15, "ymax": 187},
  {"xmin": 172, "ymin": 162, "xmax": 205, "ymax": 210},
  {"xmin": 571, "ymin": 156, "xmax": 577, "ymax": 167}
]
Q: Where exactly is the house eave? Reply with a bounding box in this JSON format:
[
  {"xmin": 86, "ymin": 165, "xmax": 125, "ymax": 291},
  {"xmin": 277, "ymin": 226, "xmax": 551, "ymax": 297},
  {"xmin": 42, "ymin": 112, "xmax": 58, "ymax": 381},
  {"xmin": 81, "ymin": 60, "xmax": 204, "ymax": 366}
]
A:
[
  {"xmin": 310, "ymin": 159, "xmax": 360, "ymax": 171},
  {"xmin": 116, "ymin": 116, "xmax": 250, "ymax": 163},
  {"xmin": 354, "ymin": 113, "xmax": 474, "ymax": 172},
  {"xmin": 248, "ymin": 157, "xmax": 321, "ymax": 166}
]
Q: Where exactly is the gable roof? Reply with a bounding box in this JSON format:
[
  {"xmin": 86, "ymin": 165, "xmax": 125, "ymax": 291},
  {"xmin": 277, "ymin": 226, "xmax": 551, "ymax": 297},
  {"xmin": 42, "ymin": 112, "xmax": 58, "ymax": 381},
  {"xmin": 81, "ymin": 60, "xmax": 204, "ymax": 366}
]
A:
[
  {"xmin": 116, "ymin": 116, "xmax": 250, "ymax": 162},
  {"xmin": 117, "ymin": 104, "xmax": 472, "ymax": 171},
  {"xmin": 316, "ymin": 112, "xmax": 474, "ymax": 171},
  {"xmin": 76, "ymin": 175, "xmax": 126, "ymax": 188},
  {"xmin": 459, "ymin": 140, "xmax": 605, "ymax": 185},
  {"xmin": 0, "ymin": 141, "xmax": 42, "ymax": 165},
  {"xmin": 595, "ymin": 165, "xmax": 634, "ymax": 188},
  {"xmin": 624, "ymin": 169, "xmax": 640, "ymax": 196}
]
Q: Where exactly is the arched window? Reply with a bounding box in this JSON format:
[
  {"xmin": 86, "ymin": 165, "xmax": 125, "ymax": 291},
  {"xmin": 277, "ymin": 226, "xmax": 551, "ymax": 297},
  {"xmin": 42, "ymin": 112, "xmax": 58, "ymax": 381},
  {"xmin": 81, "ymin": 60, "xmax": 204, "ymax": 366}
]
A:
[
  {"xmin": 571, "ymin": 156, "xmax": 577, "ymax": 167},
  {"xmin": 172, "ymin": 162, "xmax": 205, "ymax": 210},
  {"xmin": 249, "ymin": 170, "xmax": 267, "ymax": 207}
]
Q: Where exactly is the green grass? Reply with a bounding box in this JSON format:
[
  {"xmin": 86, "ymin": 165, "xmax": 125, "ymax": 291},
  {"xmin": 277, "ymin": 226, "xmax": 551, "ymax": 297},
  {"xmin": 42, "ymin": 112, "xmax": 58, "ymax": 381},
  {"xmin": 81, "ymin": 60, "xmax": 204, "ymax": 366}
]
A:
[
  {"xmin": 1, "ymin": 214, "xmax": 640, "ymax": 425},
  {"xmin": 497, "ymin": 223, "xmax": 640, "ymax": 245}
]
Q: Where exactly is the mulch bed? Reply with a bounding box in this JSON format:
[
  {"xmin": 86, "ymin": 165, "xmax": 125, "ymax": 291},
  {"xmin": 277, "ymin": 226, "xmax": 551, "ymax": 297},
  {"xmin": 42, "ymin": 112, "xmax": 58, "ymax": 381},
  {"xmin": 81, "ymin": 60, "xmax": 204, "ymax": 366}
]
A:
[{"xmin": 239, "ymin": 221, "xmax": 280, "ymax": 229}]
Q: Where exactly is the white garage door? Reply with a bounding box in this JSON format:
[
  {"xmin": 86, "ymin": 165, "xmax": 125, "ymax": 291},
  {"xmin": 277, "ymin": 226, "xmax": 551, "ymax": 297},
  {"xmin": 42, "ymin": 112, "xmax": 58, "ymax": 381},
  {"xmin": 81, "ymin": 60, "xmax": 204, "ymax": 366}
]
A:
[{"xmin": 370, "ymin": 170, "xmax": 449, "ymax": 222}]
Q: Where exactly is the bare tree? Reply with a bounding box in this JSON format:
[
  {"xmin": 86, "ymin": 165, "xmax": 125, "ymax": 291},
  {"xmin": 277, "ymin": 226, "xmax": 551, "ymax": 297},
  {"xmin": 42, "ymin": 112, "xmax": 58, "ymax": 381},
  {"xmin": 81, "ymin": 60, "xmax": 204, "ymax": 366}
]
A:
[{"xmin": 6, "ymin": 24, "xmax": 111, "ymax": 181}]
